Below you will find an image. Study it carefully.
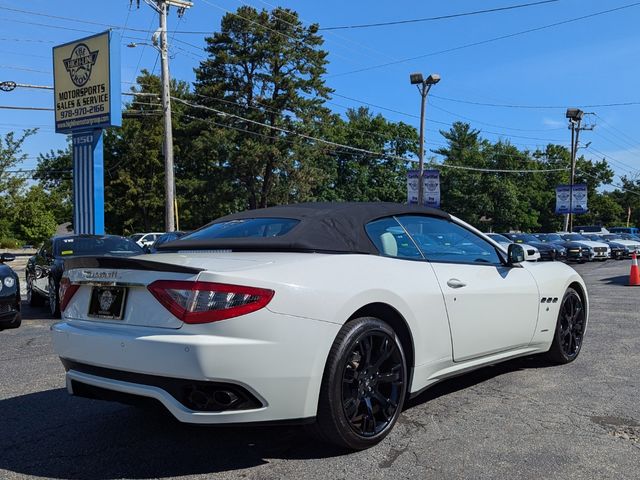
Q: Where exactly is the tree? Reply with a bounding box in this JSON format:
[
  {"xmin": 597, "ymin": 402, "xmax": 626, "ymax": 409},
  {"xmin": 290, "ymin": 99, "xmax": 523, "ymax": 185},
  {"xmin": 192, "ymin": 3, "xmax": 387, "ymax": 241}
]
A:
[
  {"xmin": 12, "ymin": 186, "xmax": 57, "ymax": 244},
  {"xmin": 319, "ymin": 107, "xmax": 417, "ymax": 202},
  {"xmin": 103, "ymin": 70, "xmax": 190, "ymax": 234},
  {"xmin": 0, "ymin": 130, "xmax": 35, "ymax": 236},
  {"xmin": 193, "ymin": 6, "xmax": 332, "ymax": 209},
  {"xmin": 34, "ymin": 145, "xmax": 73, "ymax": 225}
]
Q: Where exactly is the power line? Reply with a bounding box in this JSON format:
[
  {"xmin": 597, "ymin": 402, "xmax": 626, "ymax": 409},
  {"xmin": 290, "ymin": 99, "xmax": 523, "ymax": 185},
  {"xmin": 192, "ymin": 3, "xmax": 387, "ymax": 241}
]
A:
[
  {"xmin": 579, "ymin": 169, "xmax": 640, "ymax": 196},
  {"xmin": 320, "ymin": 0, "xmax": 560, "ymax": 30},
  {"xmin": 0, "ymin": 65, "xmax": 51, "ymax": 74},
  {"xmin": 429, "ymin": 94, "xmax": 640, "ymax": 110},
  {"xmin": 0, "ymin": 105, "xmax": 52, "ymax": 111},
  {"xmin": 331, "ymin": 2, "xmax": 640, "ymax": 77},
  {"xmin": 436, "ymin": 163, "xmax": 568, "ymax": 173}
]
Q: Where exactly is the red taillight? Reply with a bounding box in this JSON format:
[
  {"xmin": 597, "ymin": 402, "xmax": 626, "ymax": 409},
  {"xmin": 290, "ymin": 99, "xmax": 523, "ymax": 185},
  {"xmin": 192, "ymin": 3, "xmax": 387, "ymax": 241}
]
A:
[
  {"xmin": 59, "ymin": 277, "xmax": 80, "ymax": 312},
  {"xmin": 147, "ymin": 280, "xmax": 274, "ymax": 324}
]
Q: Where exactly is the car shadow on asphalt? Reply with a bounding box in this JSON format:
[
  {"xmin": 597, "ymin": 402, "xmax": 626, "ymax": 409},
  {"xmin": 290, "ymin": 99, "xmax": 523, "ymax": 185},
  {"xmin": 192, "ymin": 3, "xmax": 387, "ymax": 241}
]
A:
[
  {"xmin": 0, "ymin": 357, "xmax": 555, "ymax": 479},
  {"xmin": 19, "ymin": 301, "xmax": 52, "ymax": 321},
  {"xmin": 405, "ymin": 356, "xmax": 551, "ymax": 408},
  {"xmin": 0, "ymin": 388, "xmax": 345, "ymax": 479},
  {"xmin": 600, "ymin": 274, "xmax": 629, "ymax": 286}
]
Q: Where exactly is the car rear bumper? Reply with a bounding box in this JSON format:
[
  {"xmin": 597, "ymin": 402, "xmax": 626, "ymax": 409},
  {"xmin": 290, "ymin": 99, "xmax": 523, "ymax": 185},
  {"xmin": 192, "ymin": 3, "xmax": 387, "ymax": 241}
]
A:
[{"xmin": 51, "ymin": 313, "xmax": 340, "ymax": 424}]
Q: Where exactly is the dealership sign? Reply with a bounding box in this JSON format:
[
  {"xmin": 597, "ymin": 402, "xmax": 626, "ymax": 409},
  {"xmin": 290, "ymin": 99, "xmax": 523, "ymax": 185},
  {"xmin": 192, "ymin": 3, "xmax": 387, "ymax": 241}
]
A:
[
  {"xmin": 53, "ymin": 31, "xmax": 121, "ymax": 235},
  {"xmin": 407, "ymin": 169, "xmax": 440, "ymax": 208},
  {"xmin": 53, "ymin": 31, "xmax": 121, "ymax": 133},
  {"xmin": 555, "ymin": 184, "xmax": 588, "ymax": 214}
]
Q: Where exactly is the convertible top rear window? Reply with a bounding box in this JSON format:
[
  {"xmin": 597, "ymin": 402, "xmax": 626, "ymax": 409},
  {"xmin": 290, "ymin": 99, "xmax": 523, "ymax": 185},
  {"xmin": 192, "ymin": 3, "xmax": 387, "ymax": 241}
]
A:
[{"xmin": 183, "ymin": 218, "xmax": 300, "ymax": 241}]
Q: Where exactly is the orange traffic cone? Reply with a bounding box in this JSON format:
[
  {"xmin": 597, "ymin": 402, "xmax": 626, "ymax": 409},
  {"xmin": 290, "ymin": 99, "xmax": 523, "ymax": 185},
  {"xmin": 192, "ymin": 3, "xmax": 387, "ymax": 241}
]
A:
[{"xmin": 629, "ymin": 252, "xmax": 640, "ymax": 286}]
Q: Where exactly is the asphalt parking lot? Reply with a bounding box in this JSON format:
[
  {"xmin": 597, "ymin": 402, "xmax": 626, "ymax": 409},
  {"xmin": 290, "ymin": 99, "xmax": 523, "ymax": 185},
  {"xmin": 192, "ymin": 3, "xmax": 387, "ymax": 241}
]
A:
[{"xmin": 1, "ymin": 259, "xmax": 639, "ymax": 479}]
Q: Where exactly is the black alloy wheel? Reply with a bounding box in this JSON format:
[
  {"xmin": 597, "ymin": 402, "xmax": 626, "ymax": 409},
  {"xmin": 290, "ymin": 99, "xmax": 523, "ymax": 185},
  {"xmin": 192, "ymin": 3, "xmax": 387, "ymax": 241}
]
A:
[
  {"xmin": 48, "ymin": 277, "xmax": 61, "ymax": 318},
  {"xmin": 341, "ymin": 331, "xmax": 404, "ymax": 438},
  {"xmin": 313, "ymin": 317, "xmax": 407, "ymax": 450},
  {"xmin": 544, "ymin": 287, "xmax": 586, "ymax": 364}
]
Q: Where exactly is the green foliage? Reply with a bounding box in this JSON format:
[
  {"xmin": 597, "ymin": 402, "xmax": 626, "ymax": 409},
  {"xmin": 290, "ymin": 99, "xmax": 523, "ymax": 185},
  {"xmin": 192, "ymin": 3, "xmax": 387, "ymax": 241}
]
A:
[
  {"xmin": 193, "ymin": 6, "xmax": 332, "ymax": 210},
  {"xmin": 34, "ymin": 145, "xmax": 73, "ymax": 225},
  {"xmin": 0, "ymin": 130, "xmax": 36, "ymax": 238},
  {"xmin": 0, "ymin": 237, "xmax": 22, "ymax": 249},
  {"xmin": 11, "ymin": 186, "xmax": 57, "ymax": 244},
  {"xmin": 435, "ymin": 122, "xmax": 617, "ymax": 232},
  {"xmin": 22, "ymin": 6, "xmax": 640, "ymax": 236},
  {"xmin": 103, "ymin": 70, "xmax": 191, "ymax": 234}
]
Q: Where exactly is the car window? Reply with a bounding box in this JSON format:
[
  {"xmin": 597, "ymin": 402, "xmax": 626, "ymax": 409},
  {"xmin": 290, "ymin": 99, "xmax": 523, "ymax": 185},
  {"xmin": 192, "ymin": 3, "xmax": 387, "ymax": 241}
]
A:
[
  {"xmin": 54, "ymin": 237, "xmax": 143, "ymax": 256},
  {"xmin": 183, "ymin": 218, "xmax": 300, "ymax": 241},
  {"xmin": 487, "ymin": 233, "xmax": 511, "ymax": 244},
  {"xmin": 397, "ymin": 216, "xmax": 502, "ymax": 265},
  {"xmin": 365, "ymin": 218, "xmax": 423, "ymax": 259}
]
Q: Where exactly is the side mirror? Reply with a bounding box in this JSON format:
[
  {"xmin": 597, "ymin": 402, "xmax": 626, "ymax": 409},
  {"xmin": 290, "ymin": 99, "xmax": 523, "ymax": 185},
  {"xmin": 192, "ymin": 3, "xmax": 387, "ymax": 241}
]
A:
[
  {"xmin": 0, "ymin": 253, "xmax": 15, "ymax": 263},
  {"xmin": 507, "ymin": 244, "xmax": 525, "ymax": 265}
]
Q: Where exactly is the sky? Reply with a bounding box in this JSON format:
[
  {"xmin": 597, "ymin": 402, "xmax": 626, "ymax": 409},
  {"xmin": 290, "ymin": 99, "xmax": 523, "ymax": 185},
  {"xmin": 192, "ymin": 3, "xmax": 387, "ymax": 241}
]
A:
[{"xmin": 1, "ymin": 0, "xmax": 640, "ymax": 189}]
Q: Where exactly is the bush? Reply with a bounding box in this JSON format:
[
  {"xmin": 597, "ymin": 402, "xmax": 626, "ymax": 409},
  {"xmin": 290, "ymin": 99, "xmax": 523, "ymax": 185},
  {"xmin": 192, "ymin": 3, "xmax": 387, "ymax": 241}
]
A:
[{"xmin": 0, "ymin": 237, "xmax": 22, "ymax": 249}]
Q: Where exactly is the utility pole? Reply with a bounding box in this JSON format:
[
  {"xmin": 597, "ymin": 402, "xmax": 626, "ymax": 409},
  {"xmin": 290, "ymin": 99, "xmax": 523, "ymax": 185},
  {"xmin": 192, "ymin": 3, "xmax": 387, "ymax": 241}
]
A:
[
  {"xmin": 409, "ymin": 72, "xmax": 440, "ymax": 205},
  {"xmin": 138, "ymin": 0, "xmax": 192, "ymax": 232},
  {"xmin": 564, "ymin": 108, "xmax": 594, "ymax": 232}
]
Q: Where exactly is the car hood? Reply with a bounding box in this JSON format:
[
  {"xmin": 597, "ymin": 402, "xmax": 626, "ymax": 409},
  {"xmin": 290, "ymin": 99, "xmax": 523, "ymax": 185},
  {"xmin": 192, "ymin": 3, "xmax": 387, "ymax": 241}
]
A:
[
  {"xmin": 608, "ymin": 239, "xmax": 640, "ymax": 247},
  {"xmin": 568, "ymin": 240, "xmax": 609, "ymax": 249},
  {"xmin": 0, "ymin": 263, "xmax": 17, "ymax": 276}
]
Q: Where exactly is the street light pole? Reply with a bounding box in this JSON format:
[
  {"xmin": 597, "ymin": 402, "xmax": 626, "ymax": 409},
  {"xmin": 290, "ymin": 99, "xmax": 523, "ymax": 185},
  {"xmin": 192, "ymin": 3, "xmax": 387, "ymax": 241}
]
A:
[
  {"xmin": 410, "ymin": 72, "xmax": 440, "ymax": 205},
  {"xmin": 563, "ymin": 108, "xmax": 593, "ymax": 232},
  {"xmin": 417, "ymin": 86, "xmax": 427, "ymax": 205}
]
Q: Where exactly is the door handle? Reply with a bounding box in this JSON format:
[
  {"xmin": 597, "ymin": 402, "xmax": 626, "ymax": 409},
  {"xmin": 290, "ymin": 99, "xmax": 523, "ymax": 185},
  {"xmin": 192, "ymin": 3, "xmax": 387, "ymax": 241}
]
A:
[{"xmin": 447, "ymin": 278, "xmax": 467, "ymax": 289}]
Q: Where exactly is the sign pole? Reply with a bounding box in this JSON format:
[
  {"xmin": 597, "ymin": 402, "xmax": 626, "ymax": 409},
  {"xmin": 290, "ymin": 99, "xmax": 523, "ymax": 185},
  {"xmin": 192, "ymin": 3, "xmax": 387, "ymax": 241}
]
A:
[{"xmin": 72, "ymin": 130, "xmax": 104, "ymax": 234}]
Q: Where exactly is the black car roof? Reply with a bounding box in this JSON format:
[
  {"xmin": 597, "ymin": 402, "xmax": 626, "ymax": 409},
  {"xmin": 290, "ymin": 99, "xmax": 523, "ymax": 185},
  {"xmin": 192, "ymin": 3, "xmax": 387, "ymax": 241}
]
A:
[{"xmin": 160, "ymin": 202, "xmax": 450, "ymax": 254}]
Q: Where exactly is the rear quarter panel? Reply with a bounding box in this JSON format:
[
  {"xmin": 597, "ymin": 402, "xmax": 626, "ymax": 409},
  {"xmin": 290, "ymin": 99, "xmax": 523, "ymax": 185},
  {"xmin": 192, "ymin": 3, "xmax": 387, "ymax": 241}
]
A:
[{"xmin": 195, "ymin": 253, "xmax": 453, "ymax": 370}]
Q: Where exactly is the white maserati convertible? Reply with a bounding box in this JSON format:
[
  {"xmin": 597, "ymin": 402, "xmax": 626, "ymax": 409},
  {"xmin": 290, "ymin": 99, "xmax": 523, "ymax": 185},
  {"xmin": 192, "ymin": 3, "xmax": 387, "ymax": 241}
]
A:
[{"xmin": 52, "ymin": 203, "xmax": 588, "ymax": 450}]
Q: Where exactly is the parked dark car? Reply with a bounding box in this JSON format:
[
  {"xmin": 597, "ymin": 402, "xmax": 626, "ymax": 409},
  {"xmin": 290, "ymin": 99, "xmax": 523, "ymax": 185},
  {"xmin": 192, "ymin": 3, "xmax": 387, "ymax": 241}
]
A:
[
  {"xmin": 26, "ymin": 235, "xmax": 143, "ymax": 317},
  {"xmin": 581, "ymin": 234, "xmax": 628, "ymax": 259},
  {"xmin": 535, "ymin": 233, "xmax": 593, "ymax": 263},
  {"xmin": 499, "ymin": 233, "xmax": 561, "ymax": 261},
  {"xmin": 145, "ymin": 231, "xmax": 188, "ymax": 254},
  {"xmin": 0, "ymin": 253, "xmax": 21, "ymax": 331}
]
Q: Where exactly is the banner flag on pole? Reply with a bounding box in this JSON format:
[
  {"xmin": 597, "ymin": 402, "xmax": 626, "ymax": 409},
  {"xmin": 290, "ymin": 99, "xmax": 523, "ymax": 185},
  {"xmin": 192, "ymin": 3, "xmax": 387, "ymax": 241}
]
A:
[
  {"xmin": 407, "ymin": 169, "xmax": 440, "ymax": 207},
  {"xmin": 423, "ymin": 169, "xmax": 440, "ymax": 208},
  {"xmin": 407, "ymin": 170, "xmax": 419, "ymax": 205},
  {"xmin": 556, "ymin": 184, "xmax": 588, "ymax": 214}
]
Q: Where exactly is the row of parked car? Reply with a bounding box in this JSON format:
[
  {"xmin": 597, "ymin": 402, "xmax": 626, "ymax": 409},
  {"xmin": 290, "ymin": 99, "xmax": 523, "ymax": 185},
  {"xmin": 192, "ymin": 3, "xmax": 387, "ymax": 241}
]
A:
[{"xmin": 487, "ymin": 229, "xmax": 640, "ymax": 263}]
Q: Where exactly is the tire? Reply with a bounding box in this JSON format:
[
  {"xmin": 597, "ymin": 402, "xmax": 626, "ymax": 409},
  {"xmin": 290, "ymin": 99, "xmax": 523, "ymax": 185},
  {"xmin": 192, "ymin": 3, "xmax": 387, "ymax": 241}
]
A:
[
  {"xmin": 48, "ymin": 277, "xmax": 61, "ymax": 318},
  {"xmin": 27, "ymin": 275, "xmax": 45, "ymax": 307},
  {"xmin": 312, "ymin": 317, "xmax": 407, "ymax": 450},
  {"xmin": 543, "ymin": 288, "xmax": 586, "ymax": 364}
]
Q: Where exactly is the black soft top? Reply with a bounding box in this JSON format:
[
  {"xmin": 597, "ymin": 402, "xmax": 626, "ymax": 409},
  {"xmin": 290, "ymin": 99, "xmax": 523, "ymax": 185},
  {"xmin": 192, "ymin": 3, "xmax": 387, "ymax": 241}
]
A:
[{"xmin": 160, "ymin": 202, "xmax": 450, "ymax": 254}]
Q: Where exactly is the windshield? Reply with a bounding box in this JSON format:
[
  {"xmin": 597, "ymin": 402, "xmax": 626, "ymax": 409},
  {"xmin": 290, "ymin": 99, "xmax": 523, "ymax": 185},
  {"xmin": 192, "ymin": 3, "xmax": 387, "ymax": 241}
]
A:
[
  {"xmin": 512, "ymin": 234, "xmax": 538, "ymax": 243},
  {"xmin": 182, "ymin": 218, "xmax": 300, "ymax": 241},
  {"xmin": 129, "ymin": 234, "xmax": 144, "ymax": 242},
  {"xmin": 539, "ymin": 234, "xmax": 563, "ymax": 242},
  {"xmin": 487, "ymin": 233, "xmax": 511, "ymax": 243},
  {"xmin": 563, "ymin": 234, "xmax": 589, "ymax": 241},
  {"xmin": 154, "ymin": 232, "xmax": 185, "ymax": 247},
  {"xmin": 55, "ymin": 236, "xmax": 143, "ymax": 257},
  {"xmin": 603, "ymin": 235, "xmax": 622, "ymax": 240}
]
